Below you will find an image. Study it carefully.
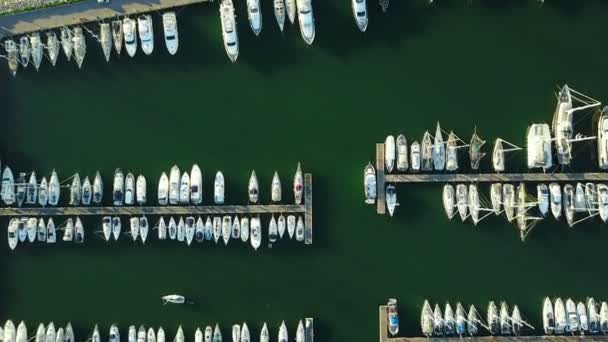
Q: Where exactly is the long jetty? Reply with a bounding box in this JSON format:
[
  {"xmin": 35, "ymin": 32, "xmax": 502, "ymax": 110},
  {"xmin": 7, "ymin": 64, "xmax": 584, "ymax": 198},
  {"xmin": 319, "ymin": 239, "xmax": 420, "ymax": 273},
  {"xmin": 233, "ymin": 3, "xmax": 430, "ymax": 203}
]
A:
[
  {"xmin": 0, "ymin": 0, "xmax": 210, "ymax": 39},
  {"xmin": 0, "ymin": 173, "xmax": 314, "ymax": 244},
  {"xmin": 377, "ymin": 305, "xmax": 608, "ymax": 342},
  {"xmin": 375, "ymin": 143, "xmax": 608, "ymax": 214}
]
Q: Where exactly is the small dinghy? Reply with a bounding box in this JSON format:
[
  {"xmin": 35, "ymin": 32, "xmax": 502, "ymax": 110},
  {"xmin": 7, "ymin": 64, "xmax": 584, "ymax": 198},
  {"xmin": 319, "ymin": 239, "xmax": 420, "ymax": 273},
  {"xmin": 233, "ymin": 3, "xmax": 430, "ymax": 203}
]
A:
[
  {"xmin": 162, "ymin": 12, "xmax": 179, "ymax": 55},
  {"xmin": 277, "ymin": 214, "xmax": 286, "ymax": 238},
  {"xmin": 231, "ymin": 215, "xmax": 241, "ymax": 239},
  {"xmin": 585, "ymin": 182, "xmax": 598, "ymax": 215},
  {"xmin": 136, "ymin": 175, "xmax": 146, "ymax": 205},
  {"xmin": 81, "ymin": 176, "xmax": 92, "ymax": 205},
  {"xmin": 169, "ymin": 217, "xmax": 178, "ymax": 240},
  {"xmin": 384, "ymin": 135, "xmax": 396, "ymax": 173},
  {"xmin": 487, "ymin": 301, "xmax": 499, "ymax": 335},
  {"xmin": 190, "ymin": 164, "xmax": 202, "ymax": 204},
  {"xmin": 274, "ymin": 0, "xmax": 286, "ymax": 32},
  {"xmin": 456, "ymin": 184, "xmax": 468, "ymax": 221},
  {"xmin": 15, "ymin": 172, "xmax": 26, "ymax": 207},
  {"xmin": 113, "ymin": 168, "xmax": 125, "ymax": 206},
  {"xmin": 250, "ymin": 216, "xmax": 262, "ymax": 250},
  {"xmin": 215, "ymin": 171, "xmax": 225, "ymax": 204},
  {"xmin": 442, "ymin": 184, "xmax": 455, "ymax": 219},
  {"xmin": 111, "ymin": 20, "xmax": 123, "ymax": 55},
  {"xmin": 446, "ymin": 132, "xmax": 458, "ymax": 171},
  {"xmin": 433, "ymin": 304, "xmax": 444, "ymax": 336},
  {"xmin": 102, "ymin": 216, "xmax": 112, "ymax": 241},
  {"xmin": 574, "ymin": 183, "xmax": 586, "ymax": 213},
  {"xmin": 112, "ymin": 216, "xmax": 121, "ymax": 240},
  {"xmin": 396, "ymin": 134, "xmax": 409, "ymax": 171},
  {"xmin": 139, "ymin": 216, "xmax": 149, "ymax": 243},
  {"xmin": 26, "ymin": 171, "xmax": 38, "ymax": 204},
  {"xmin": 130, "ymin": 216, "xmax": 140, "ymax": 241},
  {"xmin": 1, "ymin": 166, "xmax": 15, "ymax": 205},
  {"xmin": 410, "ymin": 141, "xmax": 421, "ymax": 172},
  {"xmin": 185, "ymin": 216, "xmax": 195, "ymax": 245},
  {"xmin": 123, "ymin": 17, "xmax": 138, "ymax": 57},
  {"xmin": 46, "ymin": 31, "xmax": 60, "ymax": 67},
  {"xmin": 598, "ymin": 184, "xmax": 608, "ymax": 223},
  {"xmin": 433, "ymin": 122, "xmax": 446, "ymax": 171},
  {"xmin": 543, "ymin": 297, "xmax": 555, "ymax": 334},
  {"xmin": 100, "ymin": 23, "xmax": 112, "ymax": 62},
  {"xmin": 124, "ymin": 172, "xmax": 135, "ymax": 205},
  {"xmin": 60, "ymin": 27, "xmax": 73, "ymax": 61},
  {"xmin": 537, "ymin": 183, "xmax": 549, "ymax": 217},
  {"xmin": 248, "ymin": 170, "xmax": 259, "ymax": 203},
  {"xmin": 37, "ymin": 218, "xmax": 46, "ymax": 242},
  {"xmin": 212, "ymin": 216, "xmax": 221, "ymax": 243},
  {"xmin": 72, "ymin": 27, "xmax": 86, "ymax": 69},
  {"xmin": 386, "ymin": 184, "xmax": 398, "ymax": 217},
  {"xmin": 444, "ymin": 303, "xmax": 455, "ymax": 335},
  {"xmin": 499, "ymin": 302, "xmax": 510, "ymax": 335},
  {"xmin": 177, "ymin": 217, "xmax": 186, "ymax": 242},
  {"xmin": 46, "ymin": 218, "xmax": 56, "ymax": 243},
  {"xmin": 563, "ymin": 184, "xmax": 575, "ymax": 227},
  {"xmin": 287, "ymin": 215, "xmax": 296, "ymax": 239},
  {"xmin": 490, "ymin": 183, "xmax": 502, "ymax": 215},
  {"xmin": 549, "ymin": 183, "xmax": 562, "ymax": 220},
  {"xmin": 74, "ymin": 217, "xmax": 84, "ymax": 243},
  {"xmin": 232, "ymin": 325, "xmax": 241, "ymax": 342},
  {"xmin": 93, "ymin": 171, "xmax": 103, "ymax": 204},
  {"xmin": 158, "ymin": 172, "xmax": 169, "ymax": 205},
  {"xmin": 272, "ymin": 172, "xmax": 282, "ymax": 202},
  {"xmin": 240, "ymin": 217, "xmax": 249, "ymax": 242},
  {"xmin": 19, "ymin": 36, "xmax": 30, "ymax": 67},
  {"xmin": 296, "ymin": 216, "xmax": 304, "ymax": 241},
  {"xmin": 137, "ymin": 14, "xmax": 154, "ymax": 55},
  {"xmin": 467, "ymin": 305, "xmax": 480, "ymax": 336},
  {"xmin": 294, "ymin": 163, "xmax": 304, "ymax": 204},
  {"xmin": 69, "ymin": 173, "xmax": 81, "ymax": 206},
  {"xmin": 468, "ymin": 184, "xmax": 480, "ymax": 225},
  {"xmin": 286, "ymin": 0, "xmax": 296, "ymax": 24},
  {"xmin": 158, "ymin": 217, "xmax": 167, "ymax": 240},
  {"xmin": 420, "ymin": 300, "xmax": 432, "ymax": 337},
  {"xmin": 503, "ymin": 184, "xmax": 515, "ymax": 222},
  {"xmin": 5, "ymin": 39, "xmax": 19, "ymax": 76},
  {"xmin": 222, "ymin": 215, "xmax": 232, "ymax": 245},
  {"xmin": 352, "ymin": 0, "xmax": 368, "ymax": 32},
  {"xmin": 247, "ymin": 0, "xmax": 263, "ymax": 36},
  {"xmin": 554, "ymin": 297, "xmax": 567, "ymax": 334},
  {"xmin": 268, "ymin": 215, "xmax": 278, "ymax": 243},
  {"xmin": 195, "ymin": 217, "xmax": 205, "ymax": 242},
  {"xmin": 421, "ymin": 131, "xmax": 433, "ymax": 171},
  {"xmin": 219, "ymin": 0, "xmax": 239, "ymax": 63},
  {"xmin": 296, "ymin": 0, "xmax": 315, "ymax": 45}
]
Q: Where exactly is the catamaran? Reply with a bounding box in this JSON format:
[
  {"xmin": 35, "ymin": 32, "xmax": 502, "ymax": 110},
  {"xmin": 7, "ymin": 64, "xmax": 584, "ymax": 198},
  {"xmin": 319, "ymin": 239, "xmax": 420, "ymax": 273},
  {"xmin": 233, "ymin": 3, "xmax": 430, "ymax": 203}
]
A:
[
  {"xmin": 158, "ymin": 172, "xmax": 169, "ymax": 205},
  {"xmin": 294, "ymin": 163, "xmax": 303, "ymax": 204},
  {"xmin": 112, "ymin": 20, "xmax": 123, "ymax": 55},
  {"xmin": 1, "ymin": 166, "xmax": 15, "ymax": 205},
  {"xmin": 163, "ymin": 12, "xmax": 179, "ymax": 55},
  {"xmin": 469, "ymin": 184, "xmax": 480, "ymax": 225},
  {"xmin": 113, "ymin": 168, "xmax": 124, "ymax": 206},
  {"xmin": 503, "ymin": 184, "xmax": 515, "ymax": 222},
  {"xmin": 215, "ymin": 171, "xmax": 225, "ymax": 204},
  {"xmin": 125, "ymin": 172, "xmax": 135, "ymax": 205},
  {"xmin": 352, "ymin": 0, "xmax": 368, "ymax": 32},
  {"xmin": 490, "ymin": 183, "xmax": 502, "ymax": 215},
  {"xmin": 285, "ymin": 0, "xmax": 296, "ymax": 24},
  {"xmin": 138, "ymin": 15, "xmax": 154, "ymax": 55},
  {"xmin": 492, "ymin": 139, "xmax": 504, "ymax": 172},
  {"xmin": 549, "ymin": 183, "xmax": 561, "ymax": 220},
  {"xmin": 100, "ymin": 23, "xmax": 112, "ymax": 62},
  {"xmin": 296, "ymin": 0, "xmax": 315, "ymax": 45},
  {"xmin": 384, "ymin": 135, "xmax": 395, "ymax": 173},
  {"xmin": 60, "ymin": 27, "xmax": 73, "ymax": 61},
  {"xmin": 469, "ymin": 129, "xmax": 486, "ymax": 170},
  {"xmin": 248, "ymin": 170, "xmax": 259, "ymax": 203},
  {"xmin": 543, "ymin": 297, "xmax": 555, "ymax": 334},
  {"xmin": 247, "ymin": 0, "xmax": 263, "ymax": 35},
  {"xmin": 5, "ymin": 39, "xmax": 19, "ymax": 76},
  {"xmin": 93, "ymin": 171, "xmax": 103, "ymax": 204},
  {"xmin": 179, "ymin": 171, "xmax": 190, "ymax": 204},
  {"xmin": 72, "ymin": 27, "xmax": 86, "ymax": 69},
  {"xmin": 396, "ymin": 134, "xmax": 408, "ymax": 171},
  {"xmin": 487, "ymin": 301, "xmax": 499, "ymax": 335},
  {"xmin": 123, "ymin": 17, "xmax": 138, "ymax": 57},
  {"xmin": 81, "ymin": 176, "xmax": 92, "ymax": 205},
  {"xmin": 69, "ymin": 173, "xmax": 81, "ymax": 206},
  {"xmin": 537, "ymin": 183, "xmax": 549, "ymax": 217},
  {"xmin": 420, "ymin": 300, "xmax": 433, "ymax": 337},
  {"xmin": 30, "ymin": 32, "xmax": 43, "ymax": 71},
  {"xmin": 554, "ymin": 298, "xmax": 566, "ymax": 334},
  {"xmin": 552, "ymin": 85, "xmax": 573, "ymax": 165},
  {"xmin": 386, "ymin": 184, "xmax": 398, "ymax": 217},
  {"xmin": 410, "ymin": 141, "xmax": 421, "ymax": 171},
  {"xmin": 433, "ymin": 123, "xmax": 446, "ymax": 171},
  {"xmin": 446, "ymin": 132, "xmax": 458, "ymax": 171},
  {"xmin": 598, "ymin": 184, "xmax": 608, "ymax": 223},
  {"xmin": 190, "ymin": 164, "xmax": 202, "ymax": 204},
  {"xmin": 19, "ymin": 36, "xmax": 30, "ymax": 67},
  {"xmin": 220, "ymin": 0, "xmax": 239, "ymax": 63},
  {"xmin": 46, "ymin": 31, "xmax": 60, "ymax": 67},
  {"xmin": 444, "ymin": 303, "xmax": 455, "ymax": 336},
  {"xmin": 421, "ymin": 131, "xmax": 433, "ymax": 171},
  {"xmin": 169, "ymin": 166, "xmax": 180, "ymax": 205},
  {"xmin": 274, "ymin": 0, "xmax": 286, "ymax": 31},
  {"xmin": 456, "ymin": 184, "xmax": 468, "ymax": 222},
  {"xmin": 527, "ymin": 123, "xmax": 552, "ymax": 170},
  {"xmin": 442, "ymin": 184, "xmax": 454, "ymax": 218}
]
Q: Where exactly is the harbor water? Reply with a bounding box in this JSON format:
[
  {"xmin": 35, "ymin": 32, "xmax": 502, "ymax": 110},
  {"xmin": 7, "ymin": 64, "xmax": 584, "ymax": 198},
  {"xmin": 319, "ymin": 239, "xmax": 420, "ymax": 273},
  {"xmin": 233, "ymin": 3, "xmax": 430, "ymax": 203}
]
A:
[{"xmin": 2, "ymin": 0, "xmax": 608, "ymax": 340}]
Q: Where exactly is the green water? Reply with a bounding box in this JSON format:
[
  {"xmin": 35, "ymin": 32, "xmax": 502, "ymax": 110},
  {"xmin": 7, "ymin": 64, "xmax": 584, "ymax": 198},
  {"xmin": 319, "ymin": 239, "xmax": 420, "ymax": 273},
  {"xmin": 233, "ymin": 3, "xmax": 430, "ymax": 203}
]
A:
[{"xmin": 2, "ymin": 0, "xmax": 608, "ymax": 340}]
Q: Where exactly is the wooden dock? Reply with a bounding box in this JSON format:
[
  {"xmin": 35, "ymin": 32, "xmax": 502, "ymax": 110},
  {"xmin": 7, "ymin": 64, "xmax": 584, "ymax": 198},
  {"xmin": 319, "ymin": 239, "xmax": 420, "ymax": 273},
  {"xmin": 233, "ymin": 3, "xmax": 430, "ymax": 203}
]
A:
[
  {"xmin": 375, "ymin": 142, "xmax": 608, "ymax": 214},
  {"xmin": 0, "ymin": 0, "xmax": 210, "ymax": 39},
  {"xmin": 378, "ymin": 305, "xmax": 608, "ymax": 342}
]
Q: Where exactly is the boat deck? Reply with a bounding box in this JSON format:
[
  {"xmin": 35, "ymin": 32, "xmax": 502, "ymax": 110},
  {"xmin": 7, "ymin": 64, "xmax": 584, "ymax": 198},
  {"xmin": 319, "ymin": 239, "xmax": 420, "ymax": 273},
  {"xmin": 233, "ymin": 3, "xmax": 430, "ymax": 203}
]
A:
[
  {"xmin": 375, "ymin": 142, "xmax": 608, "ymax": 214},
  {"xmin": 0, "ymin": 0, "xmax": 210, "ymax": 39},
  {"xmin": 377, "ymin": 305, "xmax": 608, "ymax": 342}
]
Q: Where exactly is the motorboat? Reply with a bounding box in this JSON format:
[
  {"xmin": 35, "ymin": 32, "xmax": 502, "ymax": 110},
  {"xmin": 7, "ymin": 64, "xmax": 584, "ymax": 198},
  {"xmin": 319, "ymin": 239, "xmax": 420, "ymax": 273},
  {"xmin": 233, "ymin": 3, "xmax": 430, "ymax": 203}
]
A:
[
  {"xmin": 268, "ymin": 215, "xmax": 278, "ymax": 243},
  {"xmin": 278, "ymin": 321, "xmax": 288, "ymax": 342},
  {"xmin": 191, "ymin": 164, "xmax": 202, "ymax": 204},
  {"xmin": 112, "ymin": 216, "xmax": 121, "ymax": 240},
  {"xmin": 410, "ymin": 141, "xmax": 421, "ymax": 171},
  {"xmin": 130, "ymin": 217, "xmax": 140, "ymax": 241},
  {"xmin": 277, "ymin": 214, "xmax": 286, "ymax": 238},
  {"xmin": 60, "ymin": 27, "xmax": 72, "ymax": 61},
  {"xmin": 575, "ymin": 183, "xmax": 586, "ymax": 213},
  {"xmin": 161, "ymin": 294, "xmax": 185, "ymax": 304},
  {"xmin": 69, "ymin": 173, "xmax": 81, "ymax": 206},
  {"xmin": 446, "ymin": 132, "xmax": 458, "ymax": 171},
  {"xmin": 100, "ymin": 23, "xmax": 112, "ymax": 62},
  {"xmin": 128, "ymin": 326, "xmax": 136, "ymax": 342},
  {"xmin": 27, "ymin": 217, "xmax": 37, "ymax": 242},
  {"xmin": 113, "ymin": 168, "xmax": 125, "ymax": 206},
  {"xmin": 487, "ymin": 301, "xmax": 499, "ymax": 335},
  {"xmin": 37, "ymin": 218, "xmax": 46, "ymax": 242},
  {"xmin": 433, "ymin": 304, "xmax": 444, "ymax": 336},
  {"xmin": 555, "ymin": 297, "xmax": 567, "ymax": 334},
  {"xmin": 433, "ymin": 122, "xmax": 446, "ymax": 171},
  {"xmin": 19, "ymin": 36, "xmax": 30, "ymax": 67},
  {"xmin": 102, "ymin": 216, "xmax": 112, "ymax": 241},
  {"xmin": 503, "ymin": 184, "xmax": 515, "ymax": 222},
  {"xmin": 248, "ymin": 170, "xmax": 259, "ymax": 203},
  {"xmin": 15, "ymin": 172, "xmax": 26, "ymax": 207},
  {"xmin": 469, "ymin": 129, "xmax": 486, "ymax": 170},
  {"xmin": 1, "ymin": 166, "xmax": 15, "ymax": 205},
  {"xmin": 72, "ymin": 27, "xmax": 86, "ymax": 69},
  {"xmin": 222, "ymin": 215, "xmax": 232, "ymax": 245},
  {"xmin": 169, "ymin": 166, "xmax": 180, "ymax": 205},
  {"xmin": 177, "ymin": 217, "xmax": 186, "ymax": 242},
  {"xmin": 220, "ymin": 0, "xmax": 239, "ymax": 62},
  {"xmin": 285, "ymin": 0, "xmax": 296, "ymax": 23},
  {"xmin": 158, "ymin": 172, "xmax": 169, "ymax": 205},
  {"xmin": 578, "ymin": 301, "xmax": 589, "ymax": 333},
  {"xmin": 549, "ymin": 183, "xmax": 562, "ymax": 220},
  {"xmin": 395, "ymin": 134, "xmax": 408, "ymax": 171},
  {"xmin": 444, "ymin": 303, "xmax": 455, "ymax": 335},
  {"xmin": 492, "ymin": 139, "xmax": 505, "ymax": 172},
  {"xmin": 81, "ymin": 176, "xmax": 92, "ymax": 205},
  {"xmin": 499, "ymin": 302, "xmax": 510, "ymax": 335},
  {"xmin": 247, "ymin": 0, "xmax": 262, "ymax": 36},
  {"xmin": 215, "ymin": 171, "xmax": 225, "ymax": 204},
  {"xmin": 123, "ymin": 17, "xmax": 138, "ymax": 57},
  {"xmin": 455, "ymin": 303, "xmax": 466, "ymax": 336},
  {"xmin": 287, "ymin": 215, "xmax": 295, "ymax": 239},
  {"xmin": 352, "ymin": 0, "xmax": 368, "ymax": 32},
  {"xmin": 294, "ymin": 163, "xmax": 303, "ymax": 204},
  {"xmin": 363, "ymin": 163, "xmax": 377, "ymax": 205},
  {"xmin": 250, "ymin": 216, "xmax": 262, "ymax": 250},
  {"xmin": 274, "ymin": 0, "xmax": 286, "ymax": 32},
  {"xmin": 138, "ymin": 15, "xmax": 154, "ymax": 55},
  {"xmin": 384, "ymin": 135, "xmax": 395, "ymax": 173},
  {"xmin": 469, "ymin": 184, "xmax": 480, "ymax": 225},
  {"xmin": 136, "ymin": 175, "xmax": 147, "ymax": 205},
  {"xmin": 232, "ymin": 325, "xmax": 241, "ymax": 342},
  {"xmin": 240, "ymin": 217, "xmax": 249, "ymax": 242},
  {"xmin": 420, "ymin": 300, "xmax": 433, "ymax": 337},
  {"xmin": 47, "ymin": 218, "xmax": 56, "ymax": 243},
  {"xmin": 442, "ymin": 184, "xmax": 455, "ymax": 219},
  {"xmin": 598, "ymin": 184, "xmax": 608, "ymax": 222},
  {"xmin": 38, "ymin": 177, "xmax": 48, "ymax": 207},
  {"xmin": 48, "ymin": 170, "xmax": 60, "ymax": 206},
  {"xmin": 204, "ymin": 326, "xmax": 213, "ymax": 342},
  {"xmin": 296, "ymin": 0, "xmax": 315, "ymax": 45},
  {"xmin": 169, "ymin": 217, "xmax": 178, "ymax": 240},
  {"xmin": 109, "ymin": 325, "xmax": 120, "ymax": 342},
  {"xmin": 296, "ymin": 215, "xmax": 304, "ymax": 241},
  {"xmin": 125, "ymin": 172, "xmax": 135, "ymax": 205},
  {"xmin": 180, "ymin": 171, "xmax": 190, "ymax": 204},
  {"xmin": 93, "ymin": 171, "xmax": 103, "ymax": 204},
  {"xmin": 512, "ymin": 305, "xmax": 523, "ymax": 336},
  {"xmin": 25, "ymin": 171, "xmax": 37, "ymax": 204},
  {"xmin": 213, "ymin": 325, "xmax": 221, "ymax": 342},
  {"xmin": 112, "ymin": 20, "xmax": 123, "ymax": 55},
  {"xmin": 598, "ymin": 106, "xmax": 608, "ymax": 169},
  {"xmin": 456, "ymin": 184, "xmax": 468, "ymax": 221},
  {"xmin": 467, "ymin": 305, "xmax": 480, "ymax": 336},
  {"xmin": 47, "ymin": 31, "xmax": 60, "ymax": 67},
  {"xmin": 212, "ymin": 216, "xmax": 221, "ymax": 243},
  {"xmin": 46, "ymin": 322, "xmax": 56, "ymax": 342},
  {"xmin": 5, "ymin": 39, "xmax": 19, "ymax": 76},
  {"xmin": 185, "ymin": 216, "xmax": 195, "ymax": 245},
  {"xmin": 158, "ymin": 217, "xmax": 167, "ymax": 240},
  {"xmin": 195, "ymin": 217, "xmax": 205, "ymax": 242},
  {"xmin": 386, "ymin": 184, "xmax": 398, "ymax": 217},
  {"xmin": 490, "ymin": 183, "xmax": 502, "ymax": 215},
  {"xmin": 527, "ymin": 123, "xmax": 553, "ymax": 169},
  {"xmin": 566, "ymin": 298, "xmax": 579, "ymax": 333},
  {"xmin": 162, "ymin": 12, "xmax": 179, "ymax": 55},
  {"xmin": 271, "ymin": 172, "xmax": 282, "ymax": 202},
  {"xmin": 421, "ymin": 131, "xmax": 433, "ymax": 171},
  {"xmin": 552, "ymin": 85, "xmax": 573, "ymax": 165},
  {"xmin": 140, "ymin": 216, "xmax": 149, "ymax": 243},
  {"xmin": 588, "ymin": 297, "xmax": 600, "ymax": 334},
  {"xmin": 30, "ymin": 32, "xmax": 43, "ymax": 70},
  {"xmin": 137, "ymin": 326, "xmax": 146, "ymax": 342},
  {"xmin": 537, "ymin": 183, "xmax": 549, "ymax": 217},
  {"xmin": 7, "ymin": 219, "xmax": 18, "ymax": 250},
  {"xmin": 543, "ymin": 297, "xmax": 555, "ymax": 334}
]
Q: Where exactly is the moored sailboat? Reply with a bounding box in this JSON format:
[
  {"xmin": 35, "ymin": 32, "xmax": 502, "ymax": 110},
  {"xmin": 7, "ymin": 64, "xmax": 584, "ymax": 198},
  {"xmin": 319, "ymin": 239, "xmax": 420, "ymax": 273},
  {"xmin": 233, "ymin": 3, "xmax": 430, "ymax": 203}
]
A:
[{"xmin": 433, "ymin": 122, "xmax": 445, "ymax": 171}]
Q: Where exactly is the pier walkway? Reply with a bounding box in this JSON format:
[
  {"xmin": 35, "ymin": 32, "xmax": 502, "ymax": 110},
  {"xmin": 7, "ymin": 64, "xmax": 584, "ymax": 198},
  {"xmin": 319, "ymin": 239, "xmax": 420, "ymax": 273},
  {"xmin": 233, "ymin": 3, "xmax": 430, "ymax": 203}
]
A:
[
  {"xmin": 375, "ymin": 143, "xmax": 608, "ymax": 214},
  {"xmin": 0, "ymin": 0, "xmax": 210, "ymax": 39},
  {"xmin": 378, "ymin": 305, "xmax": 608, "ymax": 342}
]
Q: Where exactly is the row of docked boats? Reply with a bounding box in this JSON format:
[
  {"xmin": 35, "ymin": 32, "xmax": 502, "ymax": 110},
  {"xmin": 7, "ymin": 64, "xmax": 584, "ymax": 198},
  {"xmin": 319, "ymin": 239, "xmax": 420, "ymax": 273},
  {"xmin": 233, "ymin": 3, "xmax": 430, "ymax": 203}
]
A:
[
  {"xmin": 1, "ymin": 321, "xmax": 74, "ymax": 342},
  {"xmin": 218, "ymin": 0, "xmax": 315, "ymax": 63},
  {"xmin": 542, "ymin": 297, "xmax": 608, "ymax": 335},
  {"xmin": 382, "ymin": 125, "xmax": 486, "ymax": 174},
  {"xmin": 3, "ymin": 12, "xmax": 179, "ymax": 76},
  {"xmin": 1, "ymin": 168, "xmax": 64, "ymax": 207},
  {"xmin": 7, "ymin": 217, "xmax": 83, "ymax": 250}
]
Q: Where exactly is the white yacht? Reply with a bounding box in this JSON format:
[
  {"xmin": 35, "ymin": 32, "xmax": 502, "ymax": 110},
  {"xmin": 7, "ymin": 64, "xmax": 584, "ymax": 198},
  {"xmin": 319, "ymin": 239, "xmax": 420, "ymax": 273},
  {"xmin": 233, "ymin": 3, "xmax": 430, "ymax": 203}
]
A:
[
  {"xmin": 588, "ymin": 298, "xmax": 600, "ymax": 334},
  {"xmin": 222, "ymin": 215, "xmax": 232, "ymax": 245},
  {"xmin": 38, "ymin": 177, "xmax": 48, "ymax": 207},
  {"xmin": 552, "ymin": 85, "xmax": 573, "ymax": 165},
  {"xmin": 277, "ymin": 214, "xmax": 285, "ymax": 238},
  {"xmin": 110, "ymin": 326, "xmax": 120, "ymax": 342},
  {"xmin": 490, "ymin": 183, "xmax": 502, "ymax": 214},
  {"xmin": 468, "ymin": 184, "xmax": 480, "ymax": 225},
  {"xmin": 250, "ymin": 216, "xmax": 262, "ymax": 250},
  {"xmin": 204, "ymin": 326, "xmax": 212, "ymax": 342},
  {"xmin": 129, "ymin": 216, "xmax": 140, "ymax": 242},
  {"xmin": 442, "ymin": 184, "xmax": 454, "ymax": 218},
  {"xmin": 179, "ymin": 171, "xmax": 190, "ymax": 204},
  {"xmin": 136, "ymin": 175, "xmax": 147, "ymax": 205},
  {"xmin": 213, "ymin": 325, "xmax": 221, "ymax": 342},
  {"xmin": 49, "ymin": 170, "xmax": 60, "ymax": 206},
  {"xmin": 26, "ymin": 171, "xmax": 37, "ymax": 204},
  {"xmin": 287, "ymin": 215, "xmax": 295, "ymax": 239},
  {"xmin": 5, "ymin": 39, "xmax": 19, "ymax": 76},
  {"xmin": 274, "ymin": 0, "xmax": 286, "ymax": 31},
  {"xmin": 162, "ymin": 12, "xmax": 179, "ymax": 55},
  {"xmin": 578, "ymin": 301, "xmax": 589, "ymax": 333},
  {"xmin": 527, "ymin": 123, "xmax": 552, "ymax": 169},
  {"xmin": 60, "ymin": 27, "xmax": 73, "ymax": 62},
  {"xmin": 456, "ymin": 184, "xmax": 468, "ymax": 221},
  {"xmin": 72, "ymin": 27, "xmax": 86, "ymax": 69},
  {"xmin": 296, "ymin": 215, "xmax": 304, "ymax": 241},
  {"xmin": 566, "ymin": 298, "xmax": 579, "ymax": 333},
  {"xmin": 138, "ymin": 15, "xmax": 154, "ymax": 55},
  {"xmin": 467, "ymin": 305, "xmax": 480, "ymax": 336},
  {"xmin": 260, "ymin": 323, "xmax": 269, "ymax": 342},
  {"xmin": 195, "ymin": 216, "xmax": 205, "ymax": 242},
  {"xmin": 169, "ymin": 165, "xmax": 180, "ymax": 205},
  {"xmin": 8, "ymin": 219, "xmax": 18, "ymax": 250},
  {"xmin": 158, "ymin": 172, "xmax": 169, "ymax": 205},
  {"xmin": 3, "ymin": 166, "xmax": 16, "ymax": 205},
  {"xmin": 271, "ymin": 172, "xmax": 282, "ymax": 202},
  {"xmin": 537, "ymin": 183, "xmax": 549, "ymax": 217},
  {"xmin": 446, "ymin": 132, "xmax": 458, "ymax": 171},
  {"xmin": 232, "ymin": 325, "xmax": 241, "ymax": 342},
  {"xmin": 433, "ymin": 122, "xmax": 445, "ymax": 171},
  {"xmin": 16, "ymin": 321, "xmax": 26, "ymax": 342},
  {"xmin": 421, "ymin": 131, "xmax": 433, "ymax": 171},
  {"xmin": 455, "ymin": 303, "xmax": 466, "ymax": 336},
  {"xmin": 158, "ymin": 217, "xmax": 167, "ymax": 240},
  {"xmin": 296, "ymin": 0, "xmax": 315, "ymax": 45},
  {"xmin": 185, "ymin": 216, "xmax": 195, "ymax": 245},
  {"xmin": 140, "ymin": 216, "xmax": 149, "ymax": 243},
  {"xmin": 499, "ymin": 302, "xmax": 510, "ymax": 335},
  {"xmin": 26, "ymin": 217, "xmax": 37, "ymax": 242},
  {"xmin": 169, "ymin": 217, "xmax": 178, "ymax": 240},
  {"xmin": 549, "ymin": 183, "xmax": 561, "ymax": 219},
  {"xmin": 123, "ymin": 17, "xmax": 138, "ymax": 57},
  {"xmin": 555, "ymin": 298, "xmax": 567, "ymax": 334},
  {"xmin": 248, "ymin": 170, "xmax": 259, "ymax": 203},
  {"xmin": 215, "ymin": 171, "xmax": 225, "ymax": 204},
  {"xmin": 19, "ymin": 36, "xmax": 30, "ymax": 67},
  {"xmin": 352, "ymin": 0, "xmax": 368, "ymax": 32},
  {"xmin": 598, "ymin": 184, "xmax": 608, "ymax": 222},
  {"xmin": 81, "ymin": 176, "xmax": 92, "ymax": 205},
  {"xmin": 125, "ymin": 172, "xmax": 135, "ymax": 205},
  {"xmin": 247, "ymin": 0, "xmax": 262, "ymax": 36},
  {"xmin": 177, "ymin": 217, "xmax": 186, "ymax": 241},
  {"xmin": 600, "ymin": 302, "xmax": 608, "ymax": 333},
  {"xmin": 268, "ymin": 215, "xmax": 278, "ymax": 243},
  {"xmin": 74, "ymin": 218, "xmax": 84, "ymax": 244},
  {"xmin": 386, "ymin": 184, "xmax": 398, "ymax": 217},
  {"xmin": 469, "ymin": 129, "xmax": 486, "ymax": 170},
  {"xmin": 112, "ymin": 216, "xmax": 121, "ymax": 240},
  {"xmin": 433, "ymin": 304, "xmax": 444, "ymax": 336},
  {"xmin": 190, "ymin": 164, "xmax": 202, "ymax": 204},
  {"xmin": 286, "ymin": 0, "xmax": 296, "ymax": 24},
  {"xmin": 364, "ymin": 163, "xmax": 376, "ymax": 204},
  {"xmin": 30, "ymin": 32, "xmax": 43, "ymax": 71},
  {"xmin": 212, "ymin": 216, "xmax": 221, "ymax": 242},
  {"xmin": 93, "ymin": 171, "xmax": 103, "ymax": 204},
  {"xmin": 492, "ymin": 139, "xmax": 504, "ymax": 172},
  {"xmin": 543, "ymin": 297, "xmax": 555, "ymax": 334},
  {"xmin": 396, "ymin": 134, "xmax": 408, "ymax": 171},
  {"xmin": 241, "ymin": 217, "xmax": 250, "ymax": 242},
  {"xmin": 100, "ymin": 23, "xmax": 112, "ymax": 62},
  {"xmin": 47, "ymin": 218, "xmax": 57, "ymax": 243},
  {"xmin": 112, "ymin": 20, "xmax": 123, "ymax": 55},
  {"xmin": 220, "ymin": 0, "xmax": 239, "ymax": 63},
  {"xmin": 46, "ymin": 323, "xmax": 56, "ymax": 342},
  {"xmin": 487, "ymin": 301, "xmax": 499, "ymax": 335},
  {"xmin": 46, "ymin": 31, "xmax": 60, "ymax": 67},
  {"xmin": 102, "ymin": 216, "xmax": 112, "ymax": 241},
  {"xmin": 294, "ymin": 162, "xmax": 303, "ymax": 204},
  {"xmin": 37, "ymin": 218, "xmax": 46, "ymax": 242},
  {"xmin": 147, "ymin": 328, "xmax": 156, "ymax": 342},
  {"xmin": 445, "ymin": 303, "xmax": 455, "ymax": 335},
  {"xmin": 384, "ymin": 135, "xmax": 395, "ymax": 173}
]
